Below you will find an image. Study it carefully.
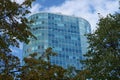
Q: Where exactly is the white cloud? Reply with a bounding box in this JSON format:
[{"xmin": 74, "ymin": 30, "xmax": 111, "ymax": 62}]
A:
[
  {"xmin": 44, "ymin": 0, "xmax": 119, "ymax": 31},
  {"xmin": 29, "ymin": 3, "xmax": 42, "ymax": 15},
  {"xmin": 11, "ymin": 0, "xmax": 25, "ymax": 4},
  {"xmin": 11, "ymin": 0, "xmax": 41, "ymax": 16}
]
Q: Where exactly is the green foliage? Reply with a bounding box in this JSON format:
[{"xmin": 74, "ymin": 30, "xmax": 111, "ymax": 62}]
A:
[
  {"xmin": 73, "ymin": 70, "xmax": 90, "ymax": 80},
  {"xmin": 0, "ymin": 0, "xmax": 35, "ymax": 80},
  {"xmin": 0, "ymin": 53, "xmax": 20, "ymax": 80},
  {"xmin": 19, "ymin": 47, "xmax": 66, "ymax": 80},
  {"xmin": 82, "ymin": 13, "xmax": 120, "ymax": 80},
  {"xmin": 0, "ymin": 0, "xmax": 35, "ymax": 53},
  {"xmin": 64, "ymin": 66, "xmax": 77, "ymax": 80}
]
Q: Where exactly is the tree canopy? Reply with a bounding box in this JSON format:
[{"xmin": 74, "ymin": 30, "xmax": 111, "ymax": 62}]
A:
[
  {"xmin": 82, "ymin": 13, "xmax": 120, "ymax": 80},
  {"xmin": 1, "ymin": 0, "xmax": 119, "ymax": 80},
  {"xmin": 0, "ymin": 0, "xmax": 35, "ymax": 54},
  {"xmin": 19, "ymin": 47, "xmax": 67, "ymax": 80},
  {"xmin": 0, "ymin": 1, "xmax": 78, "ymax": 80},
  {"xmin": 0, "ymin": 0, "xmax": 35, "ymax": 79}
]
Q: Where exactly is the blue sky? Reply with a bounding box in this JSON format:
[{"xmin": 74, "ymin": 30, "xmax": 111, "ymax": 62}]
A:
[
  {"xmin": 13, "ymin": 0, "xmax": 119, "ymax": 60},
  {"xmin": 15, "ymin": 0, "xmax": 120, "ymax": 30},
  {"xmin": 35, "ymin": 0, "xmax": 65, "ymax": 9},
  {"xmin": 31, "ymin": 0, "xmax": 119, "ymax": 30}
]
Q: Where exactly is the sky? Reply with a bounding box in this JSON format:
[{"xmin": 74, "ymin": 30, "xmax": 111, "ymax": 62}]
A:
[
  {"xmin": 32, "ymin": 0, "xmax": 119, "ymax": 31},
  {"xmin": 13, "ymin": 0, "xmax": 120, "ymax": 60},
  {"xmin": 15, "ymin": 0, "xmax": 120, "ymax": 31}
]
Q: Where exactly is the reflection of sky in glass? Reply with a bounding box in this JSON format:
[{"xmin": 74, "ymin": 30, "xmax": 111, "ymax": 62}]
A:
[{"xmin": 23, "ymin": 13, "xmax": 91, "ymax": 70}]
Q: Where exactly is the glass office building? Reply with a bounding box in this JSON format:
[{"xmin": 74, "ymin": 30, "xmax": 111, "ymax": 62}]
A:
[{"xmin": 23, "ymin": 12, "xmax": 91, "ymax": 70}]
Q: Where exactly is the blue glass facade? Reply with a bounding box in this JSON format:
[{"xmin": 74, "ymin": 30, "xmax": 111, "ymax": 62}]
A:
[{"xmin": 23, "ymin": 12, "xmax": 91, "ymax": 70}]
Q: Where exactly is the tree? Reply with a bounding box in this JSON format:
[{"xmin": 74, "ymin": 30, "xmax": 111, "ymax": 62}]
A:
[
  {"xmin": 73, "ymin": 69, "xmax": 90, "ymax": 80},
  {"xmin": 64, "ymin": 66, "xmax": 78, "ymax": 80},
  {"xmin": 19, "ymin": 47, "xmax": 67, "ymax": 80},
  {"xmin": 82, "ymin": 13, "xmax": 120, "ymax": 80},
  {"xmin": 0, "ymin": 0, "xmax": 35, "ymax": 79},
  {"xmin": 0, "ymin": 53, "xmax": 20, "ymax": 80},
  {"xmin": 0, "ymin": 0, "xmax": 35, "ymax": 53}
]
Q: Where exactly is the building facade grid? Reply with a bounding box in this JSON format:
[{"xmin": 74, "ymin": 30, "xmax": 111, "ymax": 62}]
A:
[{"xmin": 23, "ymin": 12, "xmax": 91, "ymax": 70}]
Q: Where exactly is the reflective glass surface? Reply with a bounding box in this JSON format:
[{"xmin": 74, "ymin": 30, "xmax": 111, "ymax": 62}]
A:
[{"xmin": 23, "ymin": 13, "xmax": 91, "ymax": 70}]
